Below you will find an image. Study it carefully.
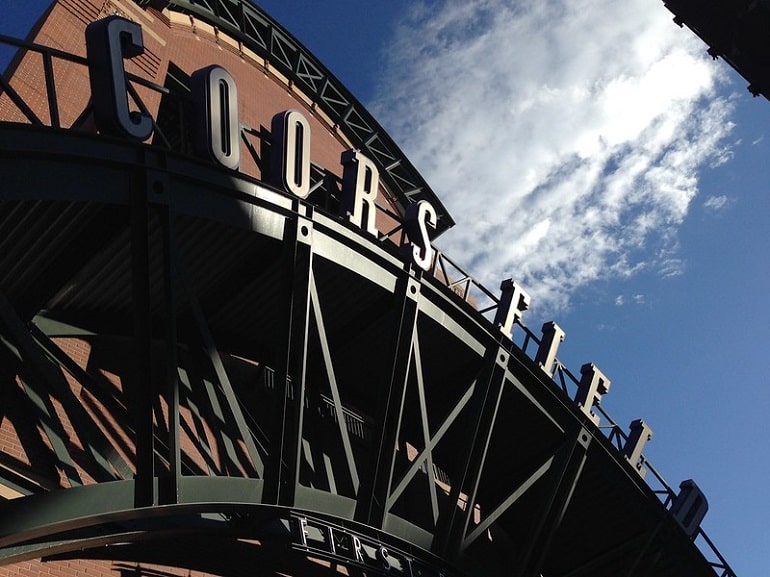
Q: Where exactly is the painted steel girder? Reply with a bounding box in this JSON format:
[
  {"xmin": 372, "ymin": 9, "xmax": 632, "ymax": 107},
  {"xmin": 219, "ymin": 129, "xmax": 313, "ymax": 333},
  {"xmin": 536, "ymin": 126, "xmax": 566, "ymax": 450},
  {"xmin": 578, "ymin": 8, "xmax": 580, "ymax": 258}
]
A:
[
  {"xmin": 0, "ymin": 478, "xmax": 269, "ymax": 567},
  {"xmin": 0, "ymin": 125, "xmax": 719, "ymax": 577}
]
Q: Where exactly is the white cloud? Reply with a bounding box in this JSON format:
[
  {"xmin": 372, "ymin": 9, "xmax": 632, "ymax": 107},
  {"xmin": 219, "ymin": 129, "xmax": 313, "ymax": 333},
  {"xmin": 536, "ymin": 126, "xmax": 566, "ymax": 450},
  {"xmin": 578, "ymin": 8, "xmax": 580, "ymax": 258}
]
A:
[
  {"xmin": 703, "ymin": 194, "xmax": 733, "ymax": 211},
  {"xmin": 614, "ymin": 293, "xmax": 646, "ymax": 307},
  {"xmin": 373, "ymin": 0, "xmax": 734, "ymax": 318}
]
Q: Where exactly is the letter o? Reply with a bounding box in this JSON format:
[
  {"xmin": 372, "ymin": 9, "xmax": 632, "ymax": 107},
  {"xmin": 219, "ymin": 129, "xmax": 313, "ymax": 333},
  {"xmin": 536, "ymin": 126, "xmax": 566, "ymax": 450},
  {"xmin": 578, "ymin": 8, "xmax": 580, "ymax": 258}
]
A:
[
  {"xmin": 271, "ymin": 109, "xmax": 311, "ymax": 198},
  {"xmin": 192, "ymin": 65, "xmax": 240, "ymax": 170}
]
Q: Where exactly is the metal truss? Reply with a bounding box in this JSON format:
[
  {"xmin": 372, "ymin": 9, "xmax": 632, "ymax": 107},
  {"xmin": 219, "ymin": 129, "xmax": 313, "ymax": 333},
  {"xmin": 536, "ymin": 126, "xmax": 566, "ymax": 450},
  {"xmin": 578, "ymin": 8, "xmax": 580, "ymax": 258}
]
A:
[
  {"xmin": 0, "ymin": 6, "xmax": 737, "ymax": 576},
  {"xmin": 0, "ymin": 119, "xmax": 734, "ymax": 576}
]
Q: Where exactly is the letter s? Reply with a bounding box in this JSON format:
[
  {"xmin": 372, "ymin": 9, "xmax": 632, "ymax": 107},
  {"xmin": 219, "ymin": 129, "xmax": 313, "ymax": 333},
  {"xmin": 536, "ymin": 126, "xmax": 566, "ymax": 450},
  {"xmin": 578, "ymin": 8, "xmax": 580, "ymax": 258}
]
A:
[
  {"xmin": 378, "ymin": 546, "xmax": 392, "ymax": 570},
  {"xmin": 405, "ymin": 200, "xmax": 437, "ymax": 271}
]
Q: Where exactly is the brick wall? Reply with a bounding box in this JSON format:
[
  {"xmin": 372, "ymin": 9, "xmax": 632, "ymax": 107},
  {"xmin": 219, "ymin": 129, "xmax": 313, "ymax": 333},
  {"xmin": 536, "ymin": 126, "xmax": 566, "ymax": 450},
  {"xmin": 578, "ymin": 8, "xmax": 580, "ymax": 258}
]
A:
[
  {"xmin": 0, "ymin": 2, "xmax": 407, "ymax": 574},
  {"xmin": 0, "ymin": 558, "xmax": 214, "ymax": 577}
]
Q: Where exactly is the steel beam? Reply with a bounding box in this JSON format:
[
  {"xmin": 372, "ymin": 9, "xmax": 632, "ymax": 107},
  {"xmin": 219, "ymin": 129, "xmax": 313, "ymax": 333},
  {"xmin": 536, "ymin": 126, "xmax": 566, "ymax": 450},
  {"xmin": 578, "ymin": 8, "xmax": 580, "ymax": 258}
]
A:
[
  {"xmin": 0, "ymin": 294, "xmax": 82, "ymax": 488},
  {"xmin": 164, "ymin": 220, "xmax": 265, "ymax": 479},
  {"xmin": 433, "ymin": 343, "xmax": 509, "ymax": 558},
  {"xmin": 355, "ymin": 272, "xmax": 420, "ymax": 527},
  {"xmin": 27, "ymin": 323, "xmax": 133, "ymax": 479},
  {"xmin": 560, "ymin": 533, "xmax": 650, "ymax": 577},
  {"xmin": 514, "ymin": 425, "xmax": 592, "ymax": 577},
  {"xmin": 410, "ymin": 331, "xmax": 440, "ymax": 523},
  {"xmin": 308, "ymin": 273, "xmax": 360, "ymax": 494},
  {"xmin": 384, "ymin": 368, "xmax": 477, "ymax": 525},
  {"xmin": 0, "ymin": 477, "xmax": 266, "ymax": 564},
  {"xmin": 183, "ymin": 352, "xmax": 245, "ymax": 475},
  {"xmin": 25, "ymin": 325, "xmax": 127, "ymax": 482},
  {"xmin": 0, "ymin": 342, "xmax": 60, "ymax": 496},
  {"xmin": 177, "ymin": 362, "xmax": 217, "ymax": 475},
  {"xmin": 462, "ymin": 453, "xmax": 555, "ymax": 551},
  {"xmin": 186, "ymin": 282, "xmax": 264, "ymax": 478}
]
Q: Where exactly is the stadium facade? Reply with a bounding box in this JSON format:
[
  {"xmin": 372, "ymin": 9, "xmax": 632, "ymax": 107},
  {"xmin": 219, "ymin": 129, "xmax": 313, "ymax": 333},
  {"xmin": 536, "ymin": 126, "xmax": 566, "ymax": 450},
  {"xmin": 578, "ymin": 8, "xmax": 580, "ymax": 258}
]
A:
[{"xmin": 0, "ymin": 1, "xmax": 738, "ymax": 576}]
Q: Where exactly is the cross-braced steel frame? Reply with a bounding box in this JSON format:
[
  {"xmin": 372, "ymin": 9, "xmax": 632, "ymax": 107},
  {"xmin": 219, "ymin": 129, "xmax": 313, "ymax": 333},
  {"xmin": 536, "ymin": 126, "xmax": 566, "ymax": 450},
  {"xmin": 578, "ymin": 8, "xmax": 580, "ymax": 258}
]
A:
[
  {"xmin": 0, "ymin": 123, "xmax": 727, "ymax": 577},
  {"xmin": 0, "ymin": 1, "xmax": 738, "ymax": 574}
]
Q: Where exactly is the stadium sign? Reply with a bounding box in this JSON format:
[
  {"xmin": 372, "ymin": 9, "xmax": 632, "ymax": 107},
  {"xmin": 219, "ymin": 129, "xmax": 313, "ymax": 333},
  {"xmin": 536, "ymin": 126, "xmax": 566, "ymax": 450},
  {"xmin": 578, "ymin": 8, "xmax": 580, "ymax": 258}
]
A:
[
  {"xmin": 84, "ymin": 14, "xmax": 663, "ymax": 480},
  {"xmin": 294, "ymin": 515, "xmax": 452, "ymax": 577},
  {"xmin": 85, "ymin": 15, "xmax": 437, "ymax": 272}
]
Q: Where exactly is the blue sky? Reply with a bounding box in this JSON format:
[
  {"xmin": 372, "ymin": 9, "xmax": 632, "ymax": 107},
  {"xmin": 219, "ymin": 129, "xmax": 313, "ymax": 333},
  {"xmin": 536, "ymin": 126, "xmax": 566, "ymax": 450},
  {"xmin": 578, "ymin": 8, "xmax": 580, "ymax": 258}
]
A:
[{"xmin": 3, "ymin": 1, "xmax": 769, "ymax": 575}]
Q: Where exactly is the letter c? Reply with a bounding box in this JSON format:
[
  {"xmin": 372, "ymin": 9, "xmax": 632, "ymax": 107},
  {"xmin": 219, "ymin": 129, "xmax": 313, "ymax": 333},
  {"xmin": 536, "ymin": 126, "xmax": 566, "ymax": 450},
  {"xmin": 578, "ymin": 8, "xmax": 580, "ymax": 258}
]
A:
[{"xmin": 86, "ymin": 16, "xmax": 153, "ymax": 140}]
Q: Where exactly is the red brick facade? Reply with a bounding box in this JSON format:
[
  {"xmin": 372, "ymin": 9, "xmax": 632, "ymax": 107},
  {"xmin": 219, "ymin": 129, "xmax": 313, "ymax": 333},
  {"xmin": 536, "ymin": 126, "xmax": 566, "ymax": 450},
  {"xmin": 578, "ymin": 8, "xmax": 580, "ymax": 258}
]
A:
[
  {"xmin": 0, "ymin": 2, "xmax": 388, "ymax": 574},
  {"xmin": 0, "ymin": 0, "xmax": 403, "ymax": 225}
]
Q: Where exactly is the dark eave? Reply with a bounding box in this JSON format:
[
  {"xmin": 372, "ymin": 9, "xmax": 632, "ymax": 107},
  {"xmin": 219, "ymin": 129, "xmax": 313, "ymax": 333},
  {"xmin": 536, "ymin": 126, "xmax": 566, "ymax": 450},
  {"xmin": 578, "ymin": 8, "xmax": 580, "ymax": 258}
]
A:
[{"xmin": 664, "ymin": 0, "xmax": 770, "ymax": 100}]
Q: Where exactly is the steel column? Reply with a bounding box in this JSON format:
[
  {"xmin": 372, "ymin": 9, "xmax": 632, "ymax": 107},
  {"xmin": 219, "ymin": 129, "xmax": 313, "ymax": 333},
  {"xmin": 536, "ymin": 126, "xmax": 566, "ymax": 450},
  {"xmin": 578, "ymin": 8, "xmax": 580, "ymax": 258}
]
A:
[
  {"xmin": 263, "ymin": 211, "xmax": 315, "ymax": 506},
  {"xmin": 160, "ymin": 206, "xmax": 181, "ymax": 503},
  {"xmin": 130, "ymin": 170, "xmax": 155, "ymax": 507}
]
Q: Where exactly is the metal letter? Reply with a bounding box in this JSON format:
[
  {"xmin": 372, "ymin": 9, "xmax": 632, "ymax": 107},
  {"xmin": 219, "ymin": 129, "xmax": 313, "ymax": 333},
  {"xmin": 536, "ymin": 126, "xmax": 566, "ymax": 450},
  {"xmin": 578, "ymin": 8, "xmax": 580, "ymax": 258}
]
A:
[
  {"xmin": 352, "ymin": 535, "xmax": 365, "ymax": 563},
  {"xmin": 622, "ymin": 419, "xmax": 653, "ymax": 478},
  {"xmin": 298, "ymin": 517, "xmax": 309, "ymax": 547},
  {"xmin": 271, "ymin": 109, "xmax": 311, "ymax": 198},
  {"xmin": 534, "ymin": 321, "xmax": 565, "ymax": 377},
  {"xmin": 404, "ymin": 200, "xmax": 437, "ymax": 271},
  {"xmin": 192, "ymin": 65, "xmax": 240, "ymax": 170},
  {"xmin": 493, "ymin": 279, "xmax": 530, "ymax": 338},
  {"xmin": 575, "ymin": 363, "xmax": 610, "ymax": 425},
  {"xmin": 85, "ymin": 16, "xmax": 153, "ymax": 140},
  {"xmin": 378, "ymin": 546, "xmax": 392, "ymax": 570},
  {"xmin": 671, "ymin": 479, "xmax": 708, "ymax": 538},
  {"xmin": 340, "ymin": 149, "xmax": 379, "ymax": 237}
]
